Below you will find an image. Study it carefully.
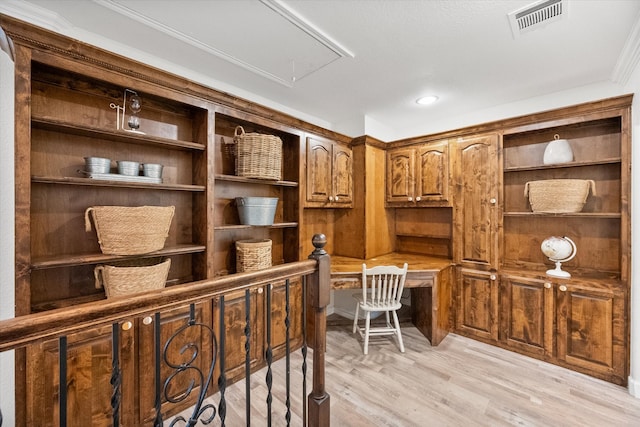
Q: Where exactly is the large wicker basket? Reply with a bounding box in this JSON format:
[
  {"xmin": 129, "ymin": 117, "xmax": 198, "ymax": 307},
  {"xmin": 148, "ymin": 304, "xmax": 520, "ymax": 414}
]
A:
[
  {"xmin": 234, "ymin": 126, "xmax": 282, "ymax": 180},
  {"xmin": 85, "ymin": 205, "xmax": 175, "ymax": 255},
  {"xmin": 524, "ymin": 179, "xmax": 596, "ymax": 213},
  {"xmin": 94, "ymin": 258, "xmax": 171, "ymax": 298},
  {"xmin": 236, "ymin": 239, "xmax": 272, "ymax": 272}
]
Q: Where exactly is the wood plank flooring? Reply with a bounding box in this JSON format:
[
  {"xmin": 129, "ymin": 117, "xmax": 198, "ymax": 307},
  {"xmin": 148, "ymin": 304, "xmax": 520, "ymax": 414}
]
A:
[{"xmin": 168, "ymin": 324, "xmax": 640, "ymax": 426}]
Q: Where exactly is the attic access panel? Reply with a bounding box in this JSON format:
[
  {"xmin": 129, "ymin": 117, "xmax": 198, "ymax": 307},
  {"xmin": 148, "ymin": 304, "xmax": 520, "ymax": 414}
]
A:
[{"xmin": 97, "ymin": 0, "xmax": 350, "ymax": 86}]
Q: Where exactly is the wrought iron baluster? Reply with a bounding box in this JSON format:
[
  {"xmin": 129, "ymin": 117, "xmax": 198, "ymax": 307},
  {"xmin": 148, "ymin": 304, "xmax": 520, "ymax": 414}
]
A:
[
  {"xmin": 59, "ymin": 336, "xmax": 67, "ymax": 427},
  {"xmin": 111, "ymin": 323, "xmax": 121, "ymax": 427},
  {"xmin": 218, "ymin": 296, "xmax": 227, "ymax": 426},
  {"xmin": 154, "ymin": 312, "xmax": 163, "ymax": 427},
  {"xmin": 302, "ymin": 276, "xmax": 308, "ymax": 427},
  {"xmin": 265, "ymin": 283, "xmax": 273, "ymax": 427},
  {"xmin": 244, "ymin": 288, "xmax": 252, "ymax": 426},
  {"xmin": 285, "ymin": 279, "xmax": 291, "ymax": 426}
]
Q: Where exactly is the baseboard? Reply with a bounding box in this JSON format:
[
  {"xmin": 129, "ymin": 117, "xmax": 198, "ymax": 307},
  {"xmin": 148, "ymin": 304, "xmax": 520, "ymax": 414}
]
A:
[{"xmin": 629, "ymin": 375, "xmax": 640, "ymax": 398}]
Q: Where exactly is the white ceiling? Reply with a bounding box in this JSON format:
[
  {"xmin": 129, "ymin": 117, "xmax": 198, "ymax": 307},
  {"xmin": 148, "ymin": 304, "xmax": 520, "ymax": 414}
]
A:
[{"xmin": 2, "ymin": 0, "xmax": 640, "ymax": 140}]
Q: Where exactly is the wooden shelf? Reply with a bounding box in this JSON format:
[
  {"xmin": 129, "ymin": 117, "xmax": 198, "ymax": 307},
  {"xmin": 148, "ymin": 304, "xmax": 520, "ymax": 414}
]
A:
[
  {"xmin": 32, "ymin": 176, "xmax": 206, "ymax": 192},
  {"xmin": 31, "ymin": 244, "xmax": 207, "ymax": 270},
  {"xmin": 503, "ymin": 212, "xmax": 621, "ymax": 218},
  {"xmin": 504, "ymin": 158, "xmax": 621, "ymax": 172},
  {"xmin": 214, "ymin": 222, "xmax": 298, "ymax": 231},
  {"xmin": 214, "ymin": 174, "xmax": 298, "ymax": 187},
  {"xmin": 396, "ymin": 233, "xmax": 451, "ymax": 239},
  {"xmin": 32, "ymin": 117, "xmax": 206, "ymax": 151}
]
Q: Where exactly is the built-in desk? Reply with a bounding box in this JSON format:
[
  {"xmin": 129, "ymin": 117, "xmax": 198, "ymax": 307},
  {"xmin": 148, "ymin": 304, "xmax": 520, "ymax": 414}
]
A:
[{"xmin": 330, "ymin": 253, "xmax": 453, "ymax": 346}]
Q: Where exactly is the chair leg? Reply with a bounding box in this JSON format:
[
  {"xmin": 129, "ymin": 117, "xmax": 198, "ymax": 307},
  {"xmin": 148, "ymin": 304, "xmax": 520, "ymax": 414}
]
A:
[
  {"xmin": 392, "ymin": 310, "xmax": 405, "ymax": 353},
  {"xmin": 385, "ymin": 310, "xmax": 391, "ymax": 327},
  {"xmin": 364, "ymin": 311, "xmax": 371, "ymax": 355},
  {"xmin": 352, "ymin": 302, "xmax": 360, "ymax": 334}
]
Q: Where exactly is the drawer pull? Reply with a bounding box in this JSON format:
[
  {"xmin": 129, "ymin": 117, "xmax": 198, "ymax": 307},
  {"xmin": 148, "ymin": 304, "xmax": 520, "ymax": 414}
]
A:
[
  {"xmin": 544, "ymin": 282, "xmax": 551, "ymax": 289},
  {"xmin": 143, "ymin": 316, "xmax": 153, "ymax": 325},
  {"xmin": 122, "ymin": 321, "xmax": 133, "ymax": 331},
  {"xmin": 559, "ymin": 285, "xmax": 567, "ymax": 292}
]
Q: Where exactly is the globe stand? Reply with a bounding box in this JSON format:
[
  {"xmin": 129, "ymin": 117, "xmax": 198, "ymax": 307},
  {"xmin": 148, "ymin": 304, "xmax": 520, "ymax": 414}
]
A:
[
  {"xmin": 547, "ymin": 260, "xmax": 572, "ymax": 278},
  {"xmin": 541, "ymin": 236, "xmax": 577, "ymax": 279}
]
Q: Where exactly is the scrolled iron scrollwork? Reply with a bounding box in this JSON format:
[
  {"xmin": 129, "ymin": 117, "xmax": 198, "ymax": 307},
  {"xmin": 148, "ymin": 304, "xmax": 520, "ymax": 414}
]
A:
[{"xmin": 162, "ymin": 306, "xmax": 218, "ymax": 426}]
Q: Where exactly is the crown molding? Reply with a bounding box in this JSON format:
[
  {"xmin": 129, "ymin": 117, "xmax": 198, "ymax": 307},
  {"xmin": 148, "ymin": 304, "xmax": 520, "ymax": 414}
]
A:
[{"xmin": 612, "ymin": 11, "xmax": 640, "ymax": 85}]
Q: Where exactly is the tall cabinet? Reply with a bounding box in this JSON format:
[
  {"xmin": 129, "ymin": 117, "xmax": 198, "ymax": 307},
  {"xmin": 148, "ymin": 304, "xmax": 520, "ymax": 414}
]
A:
[
  {"xmin": 500, "ymin": 96, "xmax": 631, "ymax": 385},
  {"xmin": 452, "ymin": 133, "xmax": 500, "ymax": 342}
]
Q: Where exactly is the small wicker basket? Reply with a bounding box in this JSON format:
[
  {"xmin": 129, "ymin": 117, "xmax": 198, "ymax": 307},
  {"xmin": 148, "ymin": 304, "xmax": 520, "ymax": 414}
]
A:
[
  {"xmin": 236, "ymin": 239, "xmax": 272, "ymax": 272},
  {"xmin": 524, "ymin": 179, "xmax": 596, "ymax": 213},
  {"xmin": 85, "ymin": 205, "xmax": 175, "ymax": 255},
  {"xmin": 234, "ymin": 126, "xmax": 282, "ymax": 180},
  {"xmin": 94, "ymin": 258, "xmax": 171, "ymax": 298}
]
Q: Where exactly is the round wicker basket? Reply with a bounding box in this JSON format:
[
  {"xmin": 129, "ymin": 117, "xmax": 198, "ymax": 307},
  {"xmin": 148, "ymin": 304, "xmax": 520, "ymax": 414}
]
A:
[
  {"xmin": 85, "ymin": 205, "xmax": 174, "ymax": 255},
  {"xmin": 236, "ymin": 239, "xmax": 272, "ymax": 272},
  {"xmin": 94, "ymin": 258, "xmax": 171, "ymax": 298},
  {"xmin": 233, "ymin": 126, "xmax": 282, "ymax": 180},
  {"xmin": 524, "ymin": 179, "xmax": 596, "ymax": 213}
]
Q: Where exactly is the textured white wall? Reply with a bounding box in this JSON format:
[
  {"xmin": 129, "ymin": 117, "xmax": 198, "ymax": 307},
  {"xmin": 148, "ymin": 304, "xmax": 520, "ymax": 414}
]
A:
[
  {"xmin": 624, "ymin": 59, "xmax": 640, "ymax": 397},
  {"xmin": 0, "ymin": 45, "xmax": 16, "ymax": 425}
]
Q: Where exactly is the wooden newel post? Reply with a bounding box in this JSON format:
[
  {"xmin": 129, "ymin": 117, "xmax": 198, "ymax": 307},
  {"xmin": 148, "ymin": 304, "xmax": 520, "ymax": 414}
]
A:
[{"xmin": 307, "ymin": 234, "xmax": 331, "ymax": 427}]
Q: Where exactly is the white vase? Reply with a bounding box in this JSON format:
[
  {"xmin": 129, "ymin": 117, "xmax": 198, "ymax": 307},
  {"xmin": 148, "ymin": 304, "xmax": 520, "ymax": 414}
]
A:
[{"xmin": 543, "ymin": 134, "xmax": 573, "ymax": 165}]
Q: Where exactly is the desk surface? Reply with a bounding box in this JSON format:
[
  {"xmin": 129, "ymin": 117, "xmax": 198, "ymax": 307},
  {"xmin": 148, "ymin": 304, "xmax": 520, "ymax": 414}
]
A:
[{"xmin": 331, "ymin": 253, "xmax": 452, "ymax": 274}]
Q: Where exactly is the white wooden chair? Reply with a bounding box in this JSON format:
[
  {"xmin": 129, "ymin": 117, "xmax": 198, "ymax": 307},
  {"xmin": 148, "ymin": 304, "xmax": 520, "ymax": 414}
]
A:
[{"xmin": 352, "ymin": 263, "xmax": 408, "ymax": 354}]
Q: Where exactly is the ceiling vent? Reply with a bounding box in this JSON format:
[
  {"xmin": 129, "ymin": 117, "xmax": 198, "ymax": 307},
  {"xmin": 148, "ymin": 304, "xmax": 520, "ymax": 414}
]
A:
[{"xmin": 508, "ymin": 0, "xmax": 567, "ymax": 38}]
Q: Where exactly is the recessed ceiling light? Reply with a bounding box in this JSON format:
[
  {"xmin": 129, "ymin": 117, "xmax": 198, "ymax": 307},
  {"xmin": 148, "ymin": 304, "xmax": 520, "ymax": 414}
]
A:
[{"xmin": 416, "ymin": 95, "xmax": 439, "ymax": 105}]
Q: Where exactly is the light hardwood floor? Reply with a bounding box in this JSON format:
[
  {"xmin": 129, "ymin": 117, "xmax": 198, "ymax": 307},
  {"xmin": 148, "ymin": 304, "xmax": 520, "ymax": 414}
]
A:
[{"xmin": 169, "ymin": 324, "xmax": 640, "ymax": 426}]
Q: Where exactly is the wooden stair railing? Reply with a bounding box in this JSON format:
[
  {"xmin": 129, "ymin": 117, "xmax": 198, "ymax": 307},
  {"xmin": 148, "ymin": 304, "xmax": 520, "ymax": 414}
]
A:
[{"xmin": 0, "ymin": 234, "xmax": 331, "ymax": 426}]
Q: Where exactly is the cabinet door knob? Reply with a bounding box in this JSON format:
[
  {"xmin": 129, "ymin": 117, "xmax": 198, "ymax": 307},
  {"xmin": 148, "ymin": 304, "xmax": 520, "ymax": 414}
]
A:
[
  {"xmin": 335, "ymin": 196, "xmax": 339, "ymax": 201},
  {"xmin": 490, "ymin": 274, "xmax": 496, "ymax": 281},
  {"xmin": 544, "ymin": 282, "xmax": 552, "ymax": 289},
  {"xmin": 559, "ymin": 285, "xmax": 567, "ymax": 292},
  {"xmin": 490, "ymin": 198, "xmax": 497, "ymax": 204},
  {"xmin": 329, "ymin": 196, "xmax": 334, "ymax": 201},
  {"xmin": 257, "ymin": 287, "xmax": 263, "ymax": 294},
  {"xmin": 122, "ymin": 321, "xmax": 133, "ymax": 331},
  {"xmin": 415, "ymin": 196, "xmax": 421, "ymax": 201},
  {"xmin": 408, "ymin": 197, "xmax": 413, "ymax": 202},
  {"xmin": 143, "ymin": 316, "xmax": 153, "ymax": 325}
]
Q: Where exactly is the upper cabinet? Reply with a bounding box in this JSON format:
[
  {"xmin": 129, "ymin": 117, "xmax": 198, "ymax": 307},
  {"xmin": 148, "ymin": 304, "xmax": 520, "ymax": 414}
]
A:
[
  {"xmin": 386, "ymin": 140, "xmax": 451, "ymax": 207},
  {"xmin": 452, "ymin": 133, "xmax": 500, "ymax": 270},
  {"xmin": 305, "ymin": 137, "xmax": 353, "ymax": 208}
]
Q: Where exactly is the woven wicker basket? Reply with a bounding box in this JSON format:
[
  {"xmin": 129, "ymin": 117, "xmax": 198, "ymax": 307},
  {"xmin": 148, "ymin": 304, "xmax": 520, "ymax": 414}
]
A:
[
  {"xmin": 94, "ymin": 258, "xmax": 171, "ymax": 298},
  {"xmin": 524, "ymin": 179, "xmax": 596, "ymax": 213},
  {"xmin": 234, "ymin": 126, "xmax": 282, "ymax": 180},
  {"xmin": 236, "ymin": 239, "xmax": 272, "ymax": 272},
  {"xmin": 85, "ymin": 205, "xmax": 175, "ymax": 255}
]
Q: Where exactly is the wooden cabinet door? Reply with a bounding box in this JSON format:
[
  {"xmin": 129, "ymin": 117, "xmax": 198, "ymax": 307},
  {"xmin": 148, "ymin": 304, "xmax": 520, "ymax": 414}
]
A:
[
  {"xmin": 499, "ymin": 274, "xmax": 553, "ymax": 357},
  {"xmin": 212, "ymin": 288, "xmax": 264, "ymax": 385},
  {"xmin": 456, "ymin": 268, "xmax": 498, "ymax": 342},
  {"xmin": 453, "ymin": 134, "xmax": 499, "ymax": 269},
  {"xmin": 138, "ymin": 302, "xmax": 214, "ymax": 424},
  {"xmin": 386, "ymin": 147, "xmax": 415, "ymax": 203},
  {"xmin": 332, "ymin": 144, "xmax": 353, "ymax": 205},
  {"xmin": 306, "ymin": 138, "xmax": 352, "ymax": 206},
  {"xmin": 416, "ymin": 141, "xmax": 450, "ymax": 204},
  {"xmin": 26, "ymin": 323, "xmax": 136, "ymax": 427},
  {"xmin": 556, "ymin": 283, "xmax": 626, "ymax": 384},
  {"xmin": 306, "ymin": 138, "xmax": 332, "ymax": 203}
]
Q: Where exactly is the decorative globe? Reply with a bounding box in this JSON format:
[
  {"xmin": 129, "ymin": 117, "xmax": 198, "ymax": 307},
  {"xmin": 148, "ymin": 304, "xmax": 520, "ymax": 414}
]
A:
[{"xmin": 541, "ymin": 236, "xmax": 577, "ymax": 278}]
